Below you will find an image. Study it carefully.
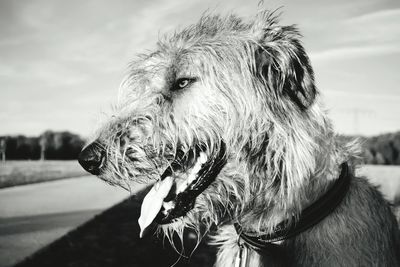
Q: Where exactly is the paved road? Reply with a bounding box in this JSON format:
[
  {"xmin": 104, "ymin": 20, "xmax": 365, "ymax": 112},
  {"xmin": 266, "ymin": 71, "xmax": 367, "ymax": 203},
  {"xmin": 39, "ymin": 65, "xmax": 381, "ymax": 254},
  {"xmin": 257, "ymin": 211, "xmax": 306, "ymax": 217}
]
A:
[{"xmin": 0, "ymin": 176, "xmax": 144, "ymax": 267}]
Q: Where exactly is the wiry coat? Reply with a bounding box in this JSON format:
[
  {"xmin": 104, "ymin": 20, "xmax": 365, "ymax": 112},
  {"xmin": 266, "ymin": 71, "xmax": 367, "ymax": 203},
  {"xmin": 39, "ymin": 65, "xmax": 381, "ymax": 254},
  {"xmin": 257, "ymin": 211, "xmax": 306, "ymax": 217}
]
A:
[{"xmin": 91, "ymin": 10, "xmax": 400, "ymax": 266}]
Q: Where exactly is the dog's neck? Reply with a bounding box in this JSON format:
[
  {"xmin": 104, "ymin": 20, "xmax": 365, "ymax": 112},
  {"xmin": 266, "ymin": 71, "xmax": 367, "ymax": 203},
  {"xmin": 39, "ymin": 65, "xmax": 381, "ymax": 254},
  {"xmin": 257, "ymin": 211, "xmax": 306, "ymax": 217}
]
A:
[
  {"xmin": 235, "ymin": 162, "xmax": 351, "ymax": 250},
  {"xmin": 237, "ymin": 135, "xmax": 352, "ymax": 234},
  {"xmin": 211, "ymin": 159, "xmax": 353, "ymax": 267}
]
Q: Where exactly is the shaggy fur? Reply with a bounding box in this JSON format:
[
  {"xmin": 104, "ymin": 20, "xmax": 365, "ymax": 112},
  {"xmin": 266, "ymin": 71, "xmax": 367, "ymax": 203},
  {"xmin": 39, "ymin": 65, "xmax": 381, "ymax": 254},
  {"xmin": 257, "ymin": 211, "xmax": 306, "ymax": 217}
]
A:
[{"xmin": 87, "ymin": 10, "xmax": 400, "ymax": 266}]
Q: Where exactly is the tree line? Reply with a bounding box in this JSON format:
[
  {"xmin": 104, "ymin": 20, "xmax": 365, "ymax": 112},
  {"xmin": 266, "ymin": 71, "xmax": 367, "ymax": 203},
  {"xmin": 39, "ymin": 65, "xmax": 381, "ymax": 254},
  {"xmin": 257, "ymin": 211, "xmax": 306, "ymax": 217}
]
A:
[
  {"xmin": 358, "ymin": 131, "xmax": 400, "ymax": 165},
  {"xmin": 338, "ymin": 131, "xmax": 400, "ymax": 165},
  {"xmin": 0, "ymin": 131, "xmax": 85, "ymax": 160},
  {"xmin": 1, "ymin": 130, "xmax": 400, "ymax": 164}
]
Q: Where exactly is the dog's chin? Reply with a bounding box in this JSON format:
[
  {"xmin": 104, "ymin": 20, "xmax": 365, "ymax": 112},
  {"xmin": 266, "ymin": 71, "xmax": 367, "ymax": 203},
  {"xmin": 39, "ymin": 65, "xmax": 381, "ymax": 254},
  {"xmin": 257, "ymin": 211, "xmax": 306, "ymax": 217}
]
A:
[{"xmin": 141, "ymin": 143, "xmax": 226, "ymax": 228}]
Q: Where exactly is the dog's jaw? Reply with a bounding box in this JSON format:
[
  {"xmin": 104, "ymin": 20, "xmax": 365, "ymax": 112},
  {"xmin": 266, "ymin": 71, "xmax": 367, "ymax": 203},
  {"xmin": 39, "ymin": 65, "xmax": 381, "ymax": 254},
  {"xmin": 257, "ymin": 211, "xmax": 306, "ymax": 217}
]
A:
[
  {"xmin": 138, "ymin": 152, "xmax": 207, "ymax": 236},
  {"xmin": 138, "ymin": 144, "xmax": 226, "ymax": 236}
]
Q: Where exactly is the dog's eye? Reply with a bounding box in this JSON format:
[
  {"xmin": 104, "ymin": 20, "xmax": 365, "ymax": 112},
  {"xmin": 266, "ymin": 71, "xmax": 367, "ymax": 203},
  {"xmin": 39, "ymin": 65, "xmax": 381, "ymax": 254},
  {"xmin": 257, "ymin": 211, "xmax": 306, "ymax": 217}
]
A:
[
  {"xmin": 172, "ymin": 78, "xmax": 196, "ymax": 91},
  {"xmin": 178, "ymin": 79, "xmax": 190, "ymax": 88}
]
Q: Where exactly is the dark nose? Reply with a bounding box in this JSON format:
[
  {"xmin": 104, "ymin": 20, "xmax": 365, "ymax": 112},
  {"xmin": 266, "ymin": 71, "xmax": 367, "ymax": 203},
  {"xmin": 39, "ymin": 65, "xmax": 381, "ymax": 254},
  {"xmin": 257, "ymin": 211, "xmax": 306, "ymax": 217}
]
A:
[{"xmin": 78, "ymin": 142, "xmax": 105, "ymax": 175}]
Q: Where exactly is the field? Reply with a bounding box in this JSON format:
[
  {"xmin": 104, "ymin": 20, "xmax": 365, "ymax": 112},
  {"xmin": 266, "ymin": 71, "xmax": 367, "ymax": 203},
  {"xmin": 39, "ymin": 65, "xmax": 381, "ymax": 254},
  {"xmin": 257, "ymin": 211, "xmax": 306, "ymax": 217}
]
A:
[
  {"xmin": 357, "ymin": 164, "xmax": 400, "ymax": 203},
  {"xmin": 358, "ymin": 165, "xmax": 400, "ymax": 221},
  {"xmin": 0, "ymin": 160, "xmax": 87, "ymax": 188}
]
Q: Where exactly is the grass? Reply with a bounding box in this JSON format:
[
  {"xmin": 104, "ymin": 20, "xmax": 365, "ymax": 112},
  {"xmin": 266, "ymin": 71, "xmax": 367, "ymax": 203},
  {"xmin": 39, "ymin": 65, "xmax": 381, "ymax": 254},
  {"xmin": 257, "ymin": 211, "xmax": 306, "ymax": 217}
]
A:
[
  {"xmin": 0, "ymin": 160, "xmax": 87, "ymax": 188},
  {"xmin": 15, "ymin": 188, "xmax": 217, "ymax": 267}
]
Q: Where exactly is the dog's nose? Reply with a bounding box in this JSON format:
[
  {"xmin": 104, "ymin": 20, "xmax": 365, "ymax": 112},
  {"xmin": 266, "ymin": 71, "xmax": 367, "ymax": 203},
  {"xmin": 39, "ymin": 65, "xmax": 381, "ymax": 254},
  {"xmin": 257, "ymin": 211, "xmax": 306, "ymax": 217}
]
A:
[{"xmin": 78, "ymin": 142, "xmax": 105, "ymax": 175}]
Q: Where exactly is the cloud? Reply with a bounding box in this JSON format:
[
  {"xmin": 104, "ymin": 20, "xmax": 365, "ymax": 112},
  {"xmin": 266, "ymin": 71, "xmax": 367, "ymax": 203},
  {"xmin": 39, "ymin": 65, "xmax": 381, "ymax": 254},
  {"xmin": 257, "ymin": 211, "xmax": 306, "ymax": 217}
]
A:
[
  {"xmin": 345, "ymin": 8, "xmax": 400, "ymax": 23},
  {"xmin": 310, "ymin": 44, "xmax": 400, "ymax": 62},
  {"xmin": 308, "ymin": 7, "xmax": 400, "ymax": 62}
]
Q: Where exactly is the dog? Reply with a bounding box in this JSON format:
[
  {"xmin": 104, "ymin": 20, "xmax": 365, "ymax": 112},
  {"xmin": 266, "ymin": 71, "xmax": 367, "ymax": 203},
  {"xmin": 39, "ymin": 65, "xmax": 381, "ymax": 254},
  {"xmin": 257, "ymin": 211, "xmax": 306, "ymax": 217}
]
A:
[{"xmin": 79, "ymin": 10, "xmax": 400, "ymax": 266}]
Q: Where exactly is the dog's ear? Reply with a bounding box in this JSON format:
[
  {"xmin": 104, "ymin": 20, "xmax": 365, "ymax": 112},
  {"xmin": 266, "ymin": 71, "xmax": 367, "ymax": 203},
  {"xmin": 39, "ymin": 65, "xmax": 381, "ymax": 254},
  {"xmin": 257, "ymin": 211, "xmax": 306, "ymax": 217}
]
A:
[{"xmin": 255, "ymin": 26, "xmax": 317, "ymax": 110}]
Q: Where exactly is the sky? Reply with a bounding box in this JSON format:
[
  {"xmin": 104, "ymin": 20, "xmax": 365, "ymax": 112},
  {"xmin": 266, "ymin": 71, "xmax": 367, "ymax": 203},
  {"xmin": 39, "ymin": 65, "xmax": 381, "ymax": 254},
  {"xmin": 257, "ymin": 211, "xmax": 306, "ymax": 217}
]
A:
[{"xmin": 0, "ymin": 0, "xmax": 399, "ymax": 137}]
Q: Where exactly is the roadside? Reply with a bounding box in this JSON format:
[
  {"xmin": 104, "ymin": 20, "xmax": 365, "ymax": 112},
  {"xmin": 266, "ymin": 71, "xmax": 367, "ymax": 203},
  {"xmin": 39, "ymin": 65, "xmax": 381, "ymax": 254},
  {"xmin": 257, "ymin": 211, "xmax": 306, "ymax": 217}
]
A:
[
  {"xmin": 0, "ymin": 160, "xmax": 87, "ymax": 189},
  {"xmin": 0, "ymin": 176, "xmax": 134, "ymax": 267},
  {"xmin": 14, "ymin": 190, "xmax": 217, "ymax": 267}
]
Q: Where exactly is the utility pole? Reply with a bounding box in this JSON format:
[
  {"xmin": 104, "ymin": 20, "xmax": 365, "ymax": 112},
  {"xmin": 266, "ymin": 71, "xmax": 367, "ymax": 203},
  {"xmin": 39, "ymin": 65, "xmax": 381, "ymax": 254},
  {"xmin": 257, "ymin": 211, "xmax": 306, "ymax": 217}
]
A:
[
  {"xmin": 343, "ymin": 108, "xmax": 373, "ymax": 135},
  {"xmin": 352, "ymin": 109, "xmax": 361, "ymax": 135}
]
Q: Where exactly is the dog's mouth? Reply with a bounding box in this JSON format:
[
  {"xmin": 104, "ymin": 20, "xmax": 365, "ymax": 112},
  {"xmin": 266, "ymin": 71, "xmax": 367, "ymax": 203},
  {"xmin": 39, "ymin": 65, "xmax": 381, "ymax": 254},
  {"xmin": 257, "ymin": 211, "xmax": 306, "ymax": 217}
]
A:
[{"xmin": 138, "ymin": 143, "xmax": 226, "ymax": 237}]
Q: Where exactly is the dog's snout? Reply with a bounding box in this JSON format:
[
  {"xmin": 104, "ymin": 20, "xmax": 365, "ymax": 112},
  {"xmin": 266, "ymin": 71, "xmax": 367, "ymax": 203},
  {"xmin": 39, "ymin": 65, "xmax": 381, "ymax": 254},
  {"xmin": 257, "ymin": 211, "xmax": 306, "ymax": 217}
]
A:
[{"xmin": 78, "ymin": 142, "xmax": 105, "ymax": 175}]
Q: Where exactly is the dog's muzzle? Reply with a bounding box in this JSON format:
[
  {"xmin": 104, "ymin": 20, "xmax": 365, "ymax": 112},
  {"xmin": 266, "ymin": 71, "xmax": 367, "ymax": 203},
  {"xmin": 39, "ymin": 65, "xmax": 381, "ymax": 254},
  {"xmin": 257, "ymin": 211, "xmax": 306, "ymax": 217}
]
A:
[{"xmin": 78, "ymin": 142, "xmax": 106, "ymax": 175}]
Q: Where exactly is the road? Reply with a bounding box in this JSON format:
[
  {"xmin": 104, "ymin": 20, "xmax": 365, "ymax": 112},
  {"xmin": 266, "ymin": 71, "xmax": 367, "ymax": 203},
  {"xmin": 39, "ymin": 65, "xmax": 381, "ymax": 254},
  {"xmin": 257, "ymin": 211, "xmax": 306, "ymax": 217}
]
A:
[{"xmin": 0, "ymin": 176, "xmax": 144, "ymax": 267}]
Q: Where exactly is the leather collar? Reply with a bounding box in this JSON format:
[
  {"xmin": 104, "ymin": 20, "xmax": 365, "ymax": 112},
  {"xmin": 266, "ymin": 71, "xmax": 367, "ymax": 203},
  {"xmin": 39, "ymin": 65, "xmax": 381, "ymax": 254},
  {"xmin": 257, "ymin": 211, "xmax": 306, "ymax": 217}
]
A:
[{"xmin": 234, "ymin": 162, "xmax": 351, "ymax": 251}]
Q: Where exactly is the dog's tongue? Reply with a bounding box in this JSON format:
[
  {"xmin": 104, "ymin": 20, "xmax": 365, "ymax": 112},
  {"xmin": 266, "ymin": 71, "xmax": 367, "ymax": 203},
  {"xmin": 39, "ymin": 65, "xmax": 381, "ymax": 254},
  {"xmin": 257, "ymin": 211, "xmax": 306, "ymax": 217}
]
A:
[{"xmin": 138, "ymin": 176, "xmax": 173, "ymax": 238}]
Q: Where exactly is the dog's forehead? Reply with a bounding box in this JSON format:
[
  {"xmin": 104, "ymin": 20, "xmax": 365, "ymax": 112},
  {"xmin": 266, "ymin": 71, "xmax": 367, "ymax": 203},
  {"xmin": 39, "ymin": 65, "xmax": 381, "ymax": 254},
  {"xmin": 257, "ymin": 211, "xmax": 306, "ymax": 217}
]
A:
[
  {"xmin": 134, "ymin": 48, "xmax": 201, "ymax": 84},
  {"xmin": 120, "ymin": 12, "xmax": 274, "ymax": 98},
  {"xmin": 145, "ymin": 14, "xmax": 255, "ymax": 69},
  {"xmin": 118, "ymin": 51, "xmax": 197, "ymax": 103}
]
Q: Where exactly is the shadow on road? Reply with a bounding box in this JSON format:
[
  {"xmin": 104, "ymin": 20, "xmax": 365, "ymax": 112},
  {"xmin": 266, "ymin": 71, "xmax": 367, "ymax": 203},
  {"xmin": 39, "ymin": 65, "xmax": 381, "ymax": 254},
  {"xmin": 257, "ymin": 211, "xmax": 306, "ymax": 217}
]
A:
[{"xmin": 15, "ymin": 187, "xmax": 217, "ymax": 267}]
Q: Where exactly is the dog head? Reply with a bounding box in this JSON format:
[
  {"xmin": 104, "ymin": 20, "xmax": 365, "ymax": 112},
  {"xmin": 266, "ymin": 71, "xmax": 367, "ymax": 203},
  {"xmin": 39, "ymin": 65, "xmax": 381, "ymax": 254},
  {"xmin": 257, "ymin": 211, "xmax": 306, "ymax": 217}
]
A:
[{"xmin": 79, "ymin": 10, "xmax": 330, "ymax": 238}]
